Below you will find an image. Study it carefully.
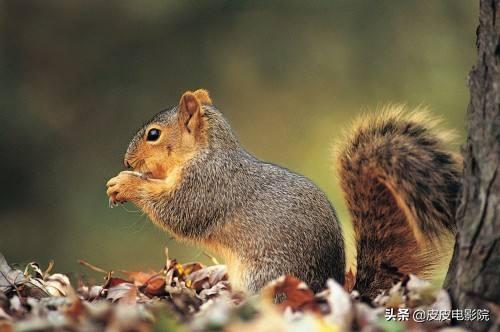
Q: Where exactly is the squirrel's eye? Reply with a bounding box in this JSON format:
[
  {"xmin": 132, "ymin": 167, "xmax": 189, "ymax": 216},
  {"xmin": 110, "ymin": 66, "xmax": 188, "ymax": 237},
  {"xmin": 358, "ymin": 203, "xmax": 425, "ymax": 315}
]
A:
[{"xmin": 146, "ymin": 128, "xmax": 161, "ymax": 141}]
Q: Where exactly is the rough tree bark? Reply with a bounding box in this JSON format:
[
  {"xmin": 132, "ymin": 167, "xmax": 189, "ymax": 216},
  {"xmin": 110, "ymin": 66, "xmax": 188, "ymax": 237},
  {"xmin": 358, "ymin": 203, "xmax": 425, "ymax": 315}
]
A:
[{"xmin": 444, "ymin": 0, "xmax": 500, "ymax": 331}]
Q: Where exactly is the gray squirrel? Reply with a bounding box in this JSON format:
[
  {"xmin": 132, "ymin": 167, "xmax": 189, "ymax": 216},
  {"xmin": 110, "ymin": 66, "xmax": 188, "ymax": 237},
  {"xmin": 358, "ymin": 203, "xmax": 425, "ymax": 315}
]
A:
[{"xmin": 106, "ymin": 89, "xmax": 461, "ymax": 298}]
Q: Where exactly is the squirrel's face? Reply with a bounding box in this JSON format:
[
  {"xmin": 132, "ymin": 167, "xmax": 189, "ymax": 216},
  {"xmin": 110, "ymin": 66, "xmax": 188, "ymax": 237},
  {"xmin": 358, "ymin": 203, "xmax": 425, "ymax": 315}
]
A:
[{"xmin": 124, "ymin": 89, "xmax": 212, "ymax": 180}]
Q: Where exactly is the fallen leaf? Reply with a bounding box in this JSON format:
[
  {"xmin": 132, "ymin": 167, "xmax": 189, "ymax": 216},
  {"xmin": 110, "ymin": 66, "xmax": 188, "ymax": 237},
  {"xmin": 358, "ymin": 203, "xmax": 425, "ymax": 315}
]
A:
[
  {"xmin": 322, "ymin": 279, "xmax": 353, "ymax": 331},
  {"xmin": 18, "ymin": 278, "xmax": 50, "ymax": 299},
  {"xmin": 104, "ymin": 277, "xmax": 131, "ymax": 289},
  {"xmin": 0, "ymin": 254, "xmax": 26, "ymax": 293},
  {"xmin": 139, "ymin": 273, "xmax": 166, "ymax": 297},
  {"xmin": 23, "ymin": 262, "xmax": 44, "ymax": 279},
  {"xmin": 188, "ymin": 265, "xmax": 227, "ymax": 292},
  {"xmin": 45, "ymin": 273, "xmax": 72, "ymax": 297},
  {"xmin": 344, "ymin": 268, "xmax": 356, "ymax": 293},
  {"xmin": 262, "ymin": 275, "xmax": 319, "ymax": 314},
  {"xmin": 199, "ymin": 281, "xmax": 230, "ymax": 300},
  {"xmin": 65, "ymin": 297, "xmax": 85, "ymax": 322},
  {"xmin": 182, "ymin": 262, "xmax": 205, "ymax": 275},
  {"xmin": 0, "ymin": 248, "xmax": 460, "ymax": 332},
  {"xmin": 107, "ymin": 283, "xmax": 137, "ymax": 304},
  {"xmin": 121, "ymin": 270, "xmax": 159, "ymax": 286}
]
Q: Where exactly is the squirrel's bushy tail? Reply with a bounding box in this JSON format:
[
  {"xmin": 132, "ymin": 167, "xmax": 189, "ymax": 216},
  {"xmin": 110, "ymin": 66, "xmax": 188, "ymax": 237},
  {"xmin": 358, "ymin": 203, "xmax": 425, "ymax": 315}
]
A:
[{"xmin": 336, "ymin": 106, "xmax": 462, "ymax": 300}]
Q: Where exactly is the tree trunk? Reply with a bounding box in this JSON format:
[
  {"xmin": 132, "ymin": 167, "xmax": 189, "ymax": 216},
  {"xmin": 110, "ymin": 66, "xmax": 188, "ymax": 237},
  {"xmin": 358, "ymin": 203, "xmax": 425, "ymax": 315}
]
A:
[{"xmin": 444, "ymin": 0, "xmax": 500, "ymax": 331}]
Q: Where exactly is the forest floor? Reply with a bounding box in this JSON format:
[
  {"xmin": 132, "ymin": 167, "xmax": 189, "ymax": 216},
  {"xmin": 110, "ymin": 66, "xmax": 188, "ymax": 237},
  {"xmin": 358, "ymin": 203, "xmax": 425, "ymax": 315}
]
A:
[{"xmin": 0, "ymin": 249, "xmax": 467, "ymax": 332}]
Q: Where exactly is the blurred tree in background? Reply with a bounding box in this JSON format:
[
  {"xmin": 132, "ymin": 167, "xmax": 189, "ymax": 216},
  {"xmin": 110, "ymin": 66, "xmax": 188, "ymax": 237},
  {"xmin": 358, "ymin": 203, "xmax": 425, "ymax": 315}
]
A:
[{"xmin": 0, "ymin": 1, "xmax": 476, "ymax": 281}]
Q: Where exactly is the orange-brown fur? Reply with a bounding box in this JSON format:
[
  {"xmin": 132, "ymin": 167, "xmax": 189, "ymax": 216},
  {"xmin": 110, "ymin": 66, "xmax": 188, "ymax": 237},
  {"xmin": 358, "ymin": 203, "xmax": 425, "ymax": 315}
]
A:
[
  {"xmin": 107, "ymin": 90, "xmax": 211, "ymax": 207},
  {"xmin": 335, "ymin": 106, "xmax": 461, "ymax": 299},
  {"xmin": 125, "ymin": 90, "xmax": 210, "ymax": 179},
  {"xmin": 202, "ymin": 236, "xmax": 247, "ymax": 290}
]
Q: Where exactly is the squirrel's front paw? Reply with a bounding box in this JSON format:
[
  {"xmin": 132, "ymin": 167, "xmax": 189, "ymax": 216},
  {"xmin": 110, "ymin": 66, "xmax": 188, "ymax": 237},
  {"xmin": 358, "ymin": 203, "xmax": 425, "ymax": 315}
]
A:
[{"xmin": 106, "ymin": 171, "xmax": 143, "ymax": 206}]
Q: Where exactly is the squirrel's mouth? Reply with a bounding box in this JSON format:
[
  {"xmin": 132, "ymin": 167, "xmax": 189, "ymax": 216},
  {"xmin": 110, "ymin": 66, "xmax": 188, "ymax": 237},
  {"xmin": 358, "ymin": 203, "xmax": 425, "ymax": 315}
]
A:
[
  {"xmin": 126, "ymin": 158, "xmax": 168, "ymax": 180},
  {"xmin": 133, "ymin": 166, "xmax": 154, "ymax": 179},
  {"xmin": 126, "ymin": 159, "xmax": 150, "ymax": 177},
  {"xmin": 132, "ymin": 165, "xmax": 160, "ymax": 180}
]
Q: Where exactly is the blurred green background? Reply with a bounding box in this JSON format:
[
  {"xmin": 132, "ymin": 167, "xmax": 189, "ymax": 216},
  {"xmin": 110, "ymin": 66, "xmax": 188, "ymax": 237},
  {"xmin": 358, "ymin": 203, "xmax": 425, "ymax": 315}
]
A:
[{"xmin": 1, "ymin": 1, "xmax": 477, "ymax": 281}]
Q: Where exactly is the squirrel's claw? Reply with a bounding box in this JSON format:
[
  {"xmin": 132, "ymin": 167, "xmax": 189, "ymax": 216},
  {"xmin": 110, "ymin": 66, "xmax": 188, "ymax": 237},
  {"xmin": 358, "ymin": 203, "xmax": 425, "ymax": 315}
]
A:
[
  {"xmin": 108, "ymin": 196, "xmax": 121, "ymax": 208},
  {"xmin": 108, "ymin": 196, "xmax": 126, "ymax": 208}
]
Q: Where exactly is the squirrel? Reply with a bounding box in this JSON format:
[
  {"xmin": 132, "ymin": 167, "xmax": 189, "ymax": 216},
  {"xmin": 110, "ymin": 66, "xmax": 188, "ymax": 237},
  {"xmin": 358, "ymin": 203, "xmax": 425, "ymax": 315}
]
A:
[{"xmin": 106, "ymin": 89, "xmax": 461, "ymax": 299}]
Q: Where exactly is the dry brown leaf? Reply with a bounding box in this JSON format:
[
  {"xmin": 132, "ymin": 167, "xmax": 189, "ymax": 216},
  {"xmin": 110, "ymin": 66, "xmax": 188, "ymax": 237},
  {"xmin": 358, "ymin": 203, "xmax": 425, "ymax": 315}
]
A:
[
  {"xmin": 45, "ymin": 273, "xmax": 71, "ymax": 297},
  {"xmin": 103, "ymin": 277, "xmax": 131, "ymax": 290},
  {"xmin": 106, "ymin": 283, "xmax": 137, "ymax": 304},
  {"xmin": 188, "ymin": 265, "xmax": 227, "ymax": 292},
  {"xmin": 182, "ymin": 262, "xmax": 205, "ymax": 276},
  {"xmin": 18, "ymin": 278, "xmax": 50, "ymax": 299},
  {"xmin": 0, "ymin": 254, "xmax": 26, "ymax": 294},
  {"xmin": 262, "ymin": 275, "xmax": 321, "ymax": 314},
  {"xmin": 65, "ymin": 297, "xmax": 85, "ymax": 322},
  {"xmin": 121, "ymin": 270, "xmax": 159, "ymax": 286},
  {"xmin": 0, "ymin": 249, "xmax": 462, "ymax": 332},
  {"xmin": 139, "ymin": 273, "xmax": 166, "ymax": 297},
  {"xmin": 199, "ymin": 281, "xmax": 230, "ymax": 300},
  {"xmin": 344, "ymin": 268, "xmax": 356, "ymax": 292}
]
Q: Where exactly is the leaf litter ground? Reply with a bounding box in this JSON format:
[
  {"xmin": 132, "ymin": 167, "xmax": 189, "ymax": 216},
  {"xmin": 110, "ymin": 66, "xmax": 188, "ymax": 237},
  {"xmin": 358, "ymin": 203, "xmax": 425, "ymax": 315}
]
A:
[{"xmin": 0, "ymin": 249, "xmax": 464, "ymax": 332}]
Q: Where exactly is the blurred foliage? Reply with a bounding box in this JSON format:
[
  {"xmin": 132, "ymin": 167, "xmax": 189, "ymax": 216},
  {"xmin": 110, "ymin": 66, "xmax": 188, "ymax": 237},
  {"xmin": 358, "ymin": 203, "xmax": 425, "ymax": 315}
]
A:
[{"xmin": 0, "ymin": 0, "xmax": 477, "ymax": 281}]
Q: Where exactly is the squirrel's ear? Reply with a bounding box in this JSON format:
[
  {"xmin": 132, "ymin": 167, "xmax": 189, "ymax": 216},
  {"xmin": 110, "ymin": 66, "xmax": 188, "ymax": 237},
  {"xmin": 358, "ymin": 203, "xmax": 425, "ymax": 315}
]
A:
[
  {"xmin": 178, "ymin": 91, "xmax": 205, "ymax": 134},
  {"xmin": 193, "ymin": 89, "xmax": 212, "ymax": 105}
]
